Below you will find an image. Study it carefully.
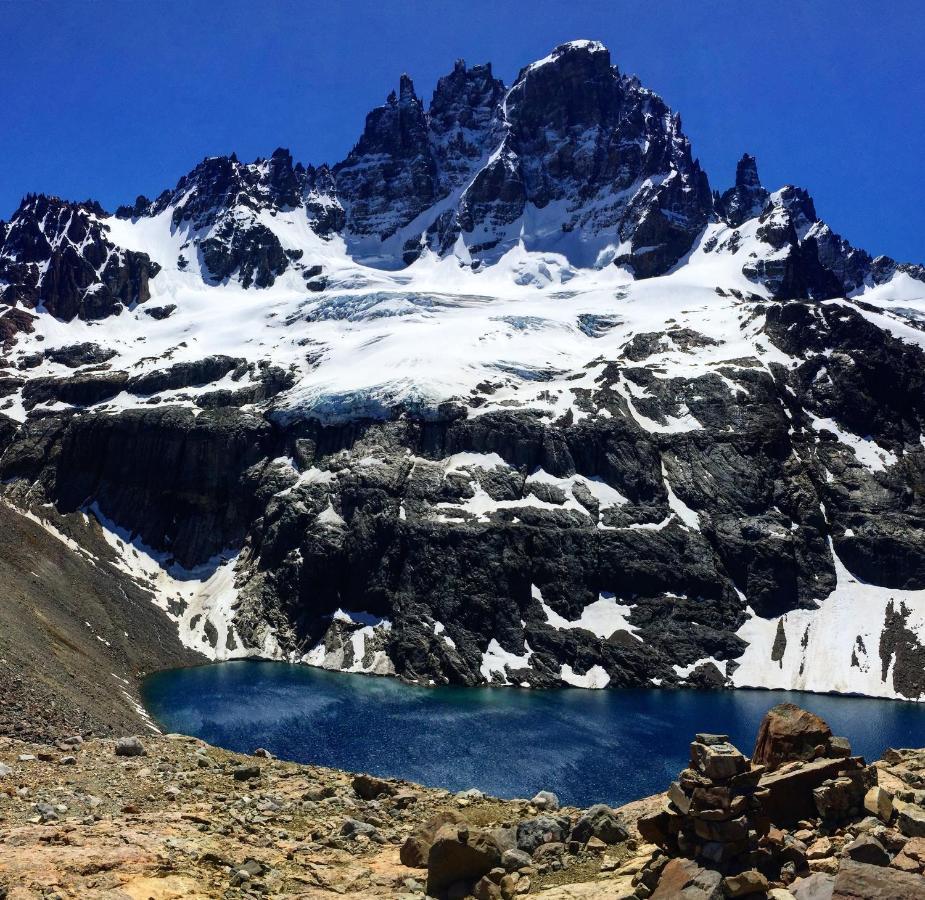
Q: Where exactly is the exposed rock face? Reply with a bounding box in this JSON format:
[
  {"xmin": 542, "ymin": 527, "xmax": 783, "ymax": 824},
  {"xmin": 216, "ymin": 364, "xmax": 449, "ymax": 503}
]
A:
[
  {"xmin": 334, "ymin": 73, "xmax": 440, "ymax": 257},
  {"xmin": 0, "ymin": 40, "xmax": 923, "ymax": 697},
  {"xmin": 717, "ymin": 154, "xmax": 769, "ymax": 228},
  {"xmin": 459, "ymin": 41, "xmax": 713, "ymax": 274},
  {"xmin": 0, "ymin": 194, "xmax": 159, "ymax": 320}
]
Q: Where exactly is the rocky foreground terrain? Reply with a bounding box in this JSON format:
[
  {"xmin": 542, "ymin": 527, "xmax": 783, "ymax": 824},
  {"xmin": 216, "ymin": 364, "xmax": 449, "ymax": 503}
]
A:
[{"xmin": 1, "ymin": 703, "xmax": 924, "ymax": 899}]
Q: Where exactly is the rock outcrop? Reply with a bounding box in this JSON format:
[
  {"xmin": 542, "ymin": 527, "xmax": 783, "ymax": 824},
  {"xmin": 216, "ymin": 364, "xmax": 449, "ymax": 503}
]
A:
[
  {"xmin": 0, "ymin": 41, "xmax": 923, "ymax": 699},
  {"xmin": 0, "ymin": 194, "xmax": 159, "ymax": 320}
]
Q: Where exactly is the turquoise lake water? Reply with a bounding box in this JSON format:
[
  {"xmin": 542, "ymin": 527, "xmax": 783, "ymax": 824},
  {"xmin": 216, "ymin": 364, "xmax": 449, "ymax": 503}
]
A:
[{"xmin": 142, "ymin": 660, "xmax": 925, "ymax": 808}]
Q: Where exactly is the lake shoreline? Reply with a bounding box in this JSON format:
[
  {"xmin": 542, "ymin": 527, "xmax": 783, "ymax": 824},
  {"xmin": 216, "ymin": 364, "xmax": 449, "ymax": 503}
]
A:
[{"xmin": 141, "ymin": 660, "xmax": 925, "ymax": 810}]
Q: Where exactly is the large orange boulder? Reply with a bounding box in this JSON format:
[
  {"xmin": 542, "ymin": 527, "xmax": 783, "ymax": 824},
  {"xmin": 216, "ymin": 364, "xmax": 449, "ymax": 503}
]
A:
[{"xmin": 752, "ymin": 703, "xmax": 835, "ymax": 769}]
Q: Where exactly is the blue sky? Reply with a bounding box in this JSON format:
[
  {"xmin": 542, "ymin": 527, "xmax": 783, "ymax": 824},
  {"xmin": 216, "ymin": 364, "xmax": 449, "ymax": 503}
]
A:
[{"xmin": 2, "ymin": 0, "xmax": 922, "ymax": 262}]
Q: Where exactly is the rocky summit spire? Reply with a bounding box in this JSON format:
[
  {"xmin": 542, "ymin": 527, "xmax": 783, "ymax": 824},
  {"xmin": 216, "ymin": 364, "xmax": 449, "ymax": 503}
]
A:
[
  {"xmin": 718, "ymin": 153, "xmax": 770, "ymax": 227},
  {"xmin": 735, "ymin": 153, "xmax": 762, "ymax": 191},
  {"xmin": 398, "ymin": 73, "xmax": 417, "ymax": 103}
]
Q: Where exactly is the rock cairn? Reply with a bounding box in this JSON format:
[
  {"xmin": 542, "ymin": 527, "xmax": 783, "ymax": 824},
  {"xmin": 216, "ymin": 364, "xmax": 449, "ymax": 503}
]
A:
[
  {"xmin": 636, "ymin": 703, "xmax": 925, "ymax": 898},
  {"xmin": 655, "ymin": 733, "xmax": 768, "ymax": 868}
]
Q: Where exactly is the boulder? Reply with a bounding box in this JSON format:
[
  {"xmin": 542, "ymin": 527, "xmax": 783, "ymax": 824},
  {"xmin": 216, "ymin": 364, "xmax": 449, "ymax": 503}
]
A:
[
  {"xmin": 352, "ymin": 773, "xmax": 398, "ymax": 800},
  {"xmin": 515, "ymin": 816, "xmax": 567, "ymax": 853},
  {"xmin": 752, "ymin": 704, "xmax": 834, "ymax": 769},
  {"xmin": 814, "ymin": 769, "xmax": 875, "ymax": 823},
  {"xmin": 831, "ymin": 859, "xmax": 925, "ymax": 898},
  {"xmin": 114, "ymin": 736, "xmax": 146, "ymax": 757},
  {"xmin": 790, "ymin": 873, "xmax": 835, "ymax": 900},
  {"xmin": 570, "ymin": 804, "xmax": 629, "ymax": 846},
  {"xmin": 759, "ymin": 757, "xmax": 864, "ymax": 825},
  {"xmin": 844, "ymin": 834, "xmax": 890, "ymax": 866},
  {"xmin": 723, "ymin": 869, "xmax": 769, "ymax": 897},
  {"xmin": 531, "ymin": 790, "xmax": 560, "ymax": 811},
  {"xmin": 400, "ymin": 810, "xmax": 466, "ymax": 868},
  {"xmin": 864, "ymin": 785, "xmax": 894, "ymax": 823},
  {"xmin": 651, "ymin": 857, "xmax": 723, "ymax": 899},
  {"xmin": 895, "ymin": 800, "xmax": 925, "ymax": 837},
  {"xmin": 500, "ymin": 848, "xmax": 531, "ymax": 872},
  {"xmin": 426, "ymin": 824, "xmax": 503, "ymax": 895}
]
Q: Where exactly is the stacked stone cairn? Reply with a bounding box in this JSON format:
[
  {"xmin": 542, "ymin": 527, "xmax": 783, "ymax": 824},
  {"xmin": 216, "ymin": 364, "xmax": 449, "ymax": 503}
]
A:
[
  {"xmin": 662, "ymin": 733, "xmax": 768, "ymax": 869},
  {"xmin": 636, "ymin": 703, "xmax": 925, "ymax": 898}
]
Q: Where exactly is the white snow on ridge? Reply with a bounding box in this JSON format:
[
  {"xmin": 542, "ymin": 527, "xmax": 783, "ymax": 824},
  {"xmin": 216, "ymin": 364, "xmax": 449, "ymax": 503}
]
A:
[
  {"xmin": 7, "ymin": 203, "xmax": 796, "ymax": 427},
  {"xmin": 806, "ymin": 411, "xmax": 898, "ymax": 472},
  {"xmin": 662, "ymin": 463, "xmax": 700, "ymax": 530},
  {"xmin": 732, "ymin": 542, "xmax": 925, "ymax": 701},
  {"xmin": 86, "ymin": 503, "xmax": 281, "ymax": 661}
]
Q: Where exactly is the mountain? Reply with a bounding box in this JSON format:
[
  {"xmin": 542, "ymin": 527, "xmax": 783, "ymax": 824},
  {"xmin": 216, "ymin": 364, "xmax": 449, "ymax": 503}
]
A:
[{"xmin": 1, "ymin": 40, "xmax": 925, "ymax": 702}]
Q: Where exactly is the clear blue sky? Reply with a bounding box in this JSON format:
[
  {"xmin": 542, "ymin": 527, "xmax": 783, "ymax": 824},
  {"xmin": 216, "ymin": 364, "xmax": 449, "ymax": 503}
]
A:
[{"xmin": 2, "ymin": 0, "xmax": 923, "ymax": 262}]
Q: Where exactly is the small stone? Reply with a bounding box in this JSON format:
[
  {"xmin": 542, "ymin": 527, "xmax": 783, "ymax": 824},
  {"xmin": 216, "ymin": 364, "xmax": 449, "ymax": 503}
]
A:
[
  {"xmin": 501, "ymin": 849, "xmax": 531, "ymax": 872},
  {"xmin": 668, "ymin": 781, "xmax": 692, "ymax": 815},
  {"xmin": 499, "ymin": 873, "xmax": 518, "ymax": 900},
  {"xmin": 59, "ymin": 756, "xmax": 76, "ymax": 766},
  {"xmin": 808, "ymin": 856, "xmax": 839, "ymax": 874},
  {"xmin": 114, "ymin": 737, "xmax": 146, "ymax": 757},
  {"xmin": 806, "ymin": 836, "xmax": 833, "ymax": 859},
  {"xmin": 896, "ymin": 800, "xmax": 925, "ymax": 837},
  {"xmin": 0, "ymin": 763, "xmax": 12, "ymax": 778},
  {"xmin": 472, "ymin": 876, "xmax": 502, "ymax": 900},
  {"xmin": 722, "ymin": 869, "xmax": 768, "ymax": 897},
  {"xmin": 570, "ymin": 803, "xmax": 629, "ymax": 845},
  {"xmin": 844, "ymin": 834, "xmax": 890, "ymax": 866},
  {"xmin": 340, "ymin": 818, "xmax": 378, "ymax": 839},
  {"xmin": 233, "ymin": 765, "xmax": 260, "ymax": 781},
  {"xmin": 18, "ymin": 754, "xmax": 36, "ymax": 762},
  {"xmin": 689, "ymin": 740, "xmax": 748, "ymax": 781},
  {"xmin": 34, "ymin": 802, "xmax": 58, "ymax": 823},
  {"xmin": 239, "ymin": 858, "xmax": 264, "ymax": 877},
  {"xmin": 863, "ymin": 785, "xmax": 893, "ymax": 822},
  {"xmin": 585, "ymin": 836, "xmax": 607, "ymax": 854},
  {"xmin": 695, "ymin": 733, "xmax": 730, "ymax": 745},
  {"xmin": 516, "ymin": 817, "xmax": 566, "ymax": 853},
  {"xmin": 252, "ymin": 747, "xmax": 273, "ymax": 758},
  {"xmin": 230, "ymin": 869, "xmax": 251, "ymax": 886},
  {"xmin": 392, "ymin": 791, "xmax": 418, "ymax": 809}
]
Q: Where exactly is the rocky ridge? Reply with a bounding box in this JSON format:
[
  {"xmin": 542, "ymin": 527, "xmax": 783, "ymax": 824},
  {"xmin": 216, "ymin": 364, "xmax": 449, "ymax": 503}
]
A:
[{"xmin": 0, "ymin": 41, "xmax": 924, "ymax": 699}]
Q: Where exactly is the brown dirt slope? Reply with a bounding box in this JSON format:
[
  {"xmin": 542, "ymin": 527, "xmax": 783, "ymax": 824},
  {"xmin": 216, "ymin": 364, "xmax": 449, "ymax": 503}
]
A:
[{"xmin": 0, "ymin": 501, "xmax": 203, "ymax": 742}]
